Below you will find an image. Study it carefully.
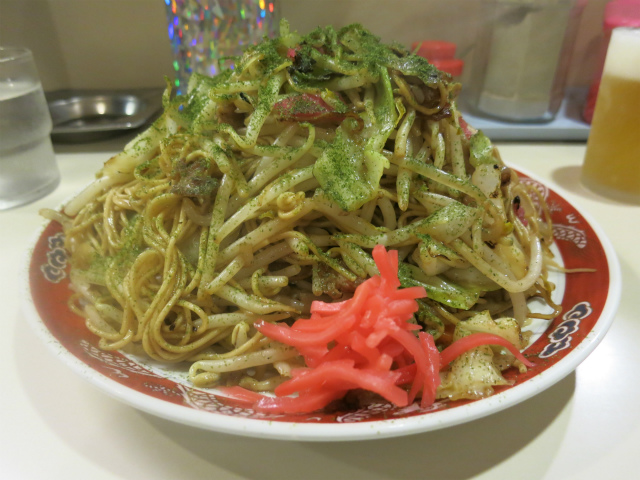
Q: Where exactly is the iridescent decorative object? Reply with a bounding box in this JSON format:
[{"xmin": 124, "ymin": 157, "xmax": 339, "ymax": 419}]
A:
[{"xmin": 164, "ymin": 0, "xmax": 280, "ymax": 94}]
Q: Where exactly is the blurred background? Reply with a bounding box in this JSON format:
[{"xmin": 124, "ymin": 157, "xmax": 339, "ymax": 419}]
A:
[
  {"xmin": 1, "ymin": 0, "xmax": 620, "ymax": 141},
  {"xmin": 0, "ymin": 0, "xmax": 607, "ymax": 92}
]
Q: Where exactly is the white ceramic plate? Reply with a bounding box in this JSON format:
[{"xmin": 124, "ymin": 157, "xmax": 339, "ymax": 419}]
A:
[{"xmin": 23, "ymin": 170, "xmax": 621, "ymax": 441}]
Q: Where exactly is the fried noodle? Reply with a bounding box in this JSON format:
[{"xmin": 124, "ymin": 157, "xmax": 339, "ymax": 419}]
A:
[{"xmin": 42, "ymin": 22, "xmax": 559, "ymax": 400}]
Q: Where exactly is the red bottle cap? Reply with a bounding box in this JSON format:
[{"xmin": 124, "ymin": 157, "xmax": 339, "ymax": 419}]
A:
[
  {"xmin": 431, "ymin": 58, "xmax": 464, "ymax": 77},
  {"xmin": 411, "ymin": 40, "xmax": 457, "ymax": 60}
]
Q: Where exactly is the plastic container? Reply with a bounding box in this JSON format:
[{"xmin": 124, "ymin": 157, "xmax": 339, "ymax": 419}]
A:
[
  {"xmin": 583, "ymin": 0, "xmax": 640, "ymax": 123},
  {"xmin": 465, "ymin": 0, "xmax": 585, "ymax": 123}
]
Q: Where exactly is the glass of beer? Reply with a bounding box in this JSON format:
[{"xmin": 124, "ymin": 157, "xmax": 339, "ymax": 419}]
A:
[{"xmin": 581, "ymin": 27, "xmax": 640, "ymax": 204}]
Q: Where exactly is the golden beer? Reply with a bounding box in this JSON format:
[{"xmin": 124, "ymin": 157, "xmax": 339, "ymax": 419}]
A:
[{"xmin": 582, "ymin": 28, "xmax": 640, "ymax": 204}]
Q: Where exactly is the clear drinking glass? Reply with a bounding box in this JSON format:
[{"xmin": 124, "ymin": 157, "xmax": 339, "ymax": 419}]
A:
[
  {"xmin": 0, "ymin": 46, "xmax": 60, "ymax": 210},
  {"xmin": 581, "ymin": 27, "xmax": 640, "ymax": 204},
  {"xmin": 164, "ymin": 0, "xmax": 280, "ymax": 95}
]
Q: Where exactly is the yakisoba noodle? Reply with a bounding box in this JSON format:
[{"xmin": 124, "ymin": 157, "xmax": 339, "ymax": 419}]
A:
[{"xmin": 43, "ymin": 22, "xmax": 560, "ymax": 402}]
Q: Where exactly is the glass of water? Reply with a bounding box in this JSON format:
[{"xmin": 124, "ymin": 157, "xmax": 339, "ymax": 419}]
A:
[{"xmin": 0, "ymin": 46, "xmax": 60, "ymax": 210}]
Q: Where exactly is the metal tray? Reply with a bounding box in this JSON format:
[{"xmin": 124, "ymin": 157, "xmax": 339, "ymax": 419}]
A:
[{"xmin": 47, "ymin": 88, "xmax": 163, "ymax": 143}]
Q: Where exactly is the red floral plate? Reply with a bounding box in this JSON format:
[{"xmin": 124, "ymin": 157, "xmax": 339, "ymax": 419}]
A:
[{"xmin": 23, "ymin": 169, "xmax": 621, "ymax": 441}]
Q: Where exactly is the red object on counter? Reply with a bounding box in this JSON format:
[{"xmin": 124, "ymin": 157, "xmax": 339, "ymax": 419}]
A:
[
  {"xmin": 411, "ymin": 40, "xmax": 464, "ymax": 78},
  {"xmin": 604, "ymin": 0, "xmax": 640, "ymax": 30},
  {"xmin": 411, "ymin": 40, "xmax": 457, "ymax": 60},
  {"xmin": 430, "ymin": 58, "xmax": 464, "ymax": 77},
  {"xmin": 583, "ymin": 0, "xmax": 640, "ymax": 123}
]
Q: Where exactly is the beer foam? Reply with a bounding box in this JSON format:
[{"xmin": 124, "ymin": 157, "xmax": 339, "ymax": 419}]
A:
[{"xmin": 605, "ymin": 28, "xmax": 640, "ymax": 80}]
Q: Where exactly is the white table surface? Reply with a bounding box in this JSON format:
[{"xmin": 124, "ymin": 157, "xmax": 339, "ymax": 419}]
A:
[{"xmin": 2, "ymin": 135, "xmax": 639, "ymax": 480}]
